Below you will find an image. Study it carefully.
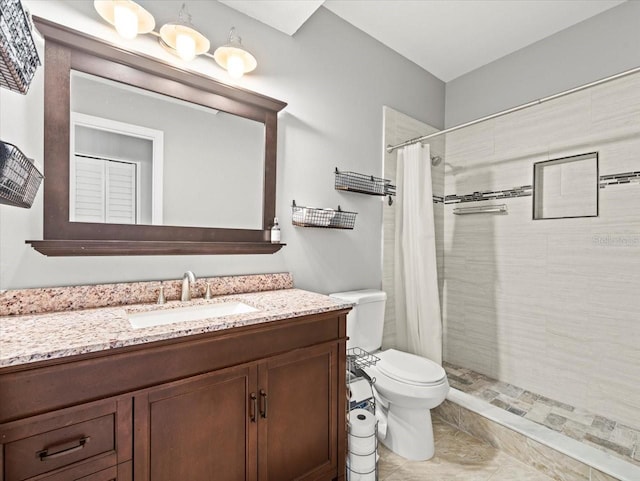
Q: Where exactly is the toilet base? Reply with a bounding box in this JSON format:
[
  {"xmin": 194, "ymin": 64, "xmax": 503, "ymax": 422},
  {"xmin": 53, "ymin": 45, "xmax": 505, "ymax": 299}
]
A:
[{"xmin": 379, "ymin": 405, "xmax": 435, "ymax": 461}]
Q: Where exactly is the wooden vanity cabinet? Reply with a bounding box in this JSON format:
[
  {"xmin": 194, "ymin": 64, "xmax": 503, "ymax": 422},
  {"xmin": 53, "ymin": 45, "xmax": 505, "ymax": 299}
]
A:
[
  {"xmin": 258, "ymin": 343, "xmax": 339, "ymax": 481},
  {"xmin": 0, "ymin": 309, "xmax": 348, "ymax": 481},
  {"xmin": 134, "ymin": 342, "xmax": 339, "ymax": 481},
  {"xmin": 134, "ymin": 365, "xmax": 256, "ymax": 481},
  {"xmin": 0, "ymin": 397, "xmax": 132, "ymax": 481}
]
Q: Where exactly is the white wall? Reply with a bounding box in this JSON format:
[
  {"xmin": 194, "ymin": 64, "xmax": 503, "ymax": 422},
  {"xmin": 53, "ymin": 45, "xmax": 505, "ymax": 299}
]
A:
[
  {"xmin": 443, "ymin": 71, "xmax": 640, "ymax": 429},
  {"xmin": 0, "ymin": 0, "xmax": 444, "ymax": 291},
  {"xmin": 445, "ymin": 0, "xmax": 640, "ymax": 127}
]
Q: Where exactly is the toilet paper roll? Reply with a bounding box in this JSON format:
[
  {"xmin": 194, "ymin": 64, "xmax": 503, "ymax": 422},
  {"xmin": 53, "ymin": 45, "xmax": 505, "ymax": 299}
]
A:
[
  {"xmin": 375, "ymin": 408, "xmax": 387, "ymax": 439},
  {"xmin": 348, "ymin": 471, "xmax": 376, "ymax": 481},
  {"xmin": 348, "ymin": 409, "xmax": 376, "ymax": 437},
  {"xmin": 347, "ymin": 451, "xmax": 376, "ymax": 478},
  {"xmin": 347, "ymin": 464, "xmax": 376, "ymax": 481},
  {"xmin": 349, "ymin": 431, "xmax": 376, "ymax": 455},
  {"xmin": 348, "ymin": 408, "xmax": 377, "ymax": 464}
]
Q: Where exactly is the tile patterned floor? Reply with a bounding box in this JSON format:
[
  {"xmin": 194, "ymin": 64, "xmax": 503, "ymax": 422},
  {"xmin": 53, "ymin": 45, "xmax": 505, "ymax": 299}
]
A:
[
  {"xmin": 378, "ymin": 417, "xmax": 556, "ymax": 480},
  {"xmin": 443, "ymin": 362, "xmax": 640, "ymax": 467}
]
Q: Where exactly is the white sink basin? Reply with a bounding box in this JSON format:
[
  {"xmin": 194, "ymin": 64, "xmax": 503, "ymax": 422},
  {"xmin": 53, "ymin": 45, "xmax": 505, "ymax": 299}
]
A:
[{"xmin": 128, "ymin": 301, "xmax": 259, "ymax": 329}]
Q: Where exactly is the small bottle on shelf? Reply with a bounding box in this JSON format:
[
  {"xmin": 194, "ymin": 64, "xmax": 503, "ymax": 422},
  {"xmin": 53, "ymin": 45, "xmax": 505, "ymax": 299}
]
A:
[{"xmin": 270, "ymin": 217, "xmax": 281, "ymax": 243}]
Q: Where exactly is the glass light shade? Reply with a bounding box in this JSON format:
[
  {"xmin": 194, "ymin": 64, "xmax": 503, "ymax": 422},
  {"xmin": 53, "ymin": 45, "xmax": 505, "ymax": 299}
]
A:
[
  {"xmin": 176, "ymin": 32, "xmax": 197, "ymax": 61},
  {"xmin": 213, "ymin": 29, "xmax": 257, "ymax": 78},
  {"xmin": 94, "ymin": 0, "xmax": 155, "ymax": 39},
  {"xmin": 113, "ymin": 2, "xmax": 138, "ymax": 39},
  {"xmin": 159, "ymin": 23, "xmax": 210, "ymax": 61}
]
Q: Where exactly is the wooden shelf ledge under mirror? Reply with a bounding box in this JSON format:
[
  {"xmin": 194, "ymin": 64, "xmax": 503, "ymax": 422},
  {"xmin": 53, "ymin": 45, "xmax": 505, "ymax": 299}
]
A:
[
  {"xmin": 26, "ymin": 240, "xmax": 285, "ymax": 256},
  {"xmin": 28, "ymin": 18, "xmax": 287, "ymax": 257}
]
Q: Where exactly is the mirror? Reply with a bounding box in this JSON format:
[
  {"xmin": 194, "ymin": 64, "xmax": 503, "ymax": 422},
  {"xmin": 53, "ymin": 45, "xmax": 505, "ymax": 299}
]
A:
[
  {"xmin": 70, "ymin": 72, "xmax": 265, "ymax": 229},
  {"xmin": 29, "ymin": 18, "xmax": 286, "ymax": 256}
]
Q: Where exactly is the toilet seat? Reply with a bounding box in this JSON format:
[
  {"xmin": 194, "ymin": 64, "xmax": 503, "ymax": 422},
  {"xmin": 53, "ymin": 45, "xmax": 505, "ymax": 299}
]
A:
[{"xmin": 376, "ymin": 349, "xmax": 446, "ymax": 386}]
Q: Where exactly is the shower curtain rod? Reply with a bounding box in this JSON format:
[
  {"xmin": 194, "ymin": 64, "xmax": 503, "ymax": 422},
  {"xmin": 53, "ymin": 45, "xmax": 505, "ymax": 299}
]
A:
[{"xmin": 386, "ymin": 65, "xmax": 640, "ymax": 154}]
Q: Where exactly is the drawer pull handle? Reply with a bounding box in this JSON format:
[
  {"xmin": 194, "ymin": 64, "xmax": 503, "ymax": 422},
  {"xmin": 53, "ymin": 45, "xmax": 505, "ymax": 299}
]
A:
[
  {"xmin": 259, "ymin": 390, "xmax": 268, "ymax": 419},
  {"xmin": 37, "ymin": 436, "xmax": 90, "ymax": 461},
  {"xmin": 250, "ymin": 392, "xmax": 257, "ymax": 422}
]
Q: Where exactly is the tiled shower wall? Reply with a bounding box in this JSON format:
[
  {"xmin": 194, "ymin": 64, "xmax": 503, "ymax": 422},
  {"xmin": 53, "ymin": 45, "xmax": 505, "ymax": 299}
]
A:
[
  {"xmin": 443, "ymin": 72, "xmax": 640, "ymax": 429},
  {"xmin": 382, "ymin": 107, "xmax": 444, "ymax": 349}
]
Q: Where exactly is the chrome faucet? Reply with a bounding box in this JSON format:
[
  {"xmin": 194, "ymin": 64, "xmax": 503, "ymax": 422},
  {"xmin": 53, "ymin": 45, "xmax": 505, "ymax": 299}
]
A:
[{"xmin": 181, "ymin": 271, "xmax": 196, "ymax": 301}]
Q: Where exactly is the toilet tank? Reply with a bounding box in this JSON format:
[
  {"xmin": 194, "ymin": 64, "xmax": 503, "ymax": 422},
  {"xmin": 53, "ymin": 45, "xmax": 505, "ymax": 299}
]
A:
[{"xmin": 329, "ymin": 289, "xmax": 387, "ymax": 352}]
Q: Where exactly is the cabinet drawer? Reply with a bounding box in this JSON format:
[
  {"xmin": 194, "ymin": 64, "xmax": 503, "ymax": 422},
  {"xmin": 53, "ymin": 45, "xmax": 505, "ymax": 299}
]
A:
[
  {"xmin": 76, "ymin": 466, "xmax": 117, "ymax": 481},
  {"xmin": 37, "ymin": 461, "xmax": 132, "ymax": 481},
  {"xmin": 5, "ymin": 414, "xmax": 115, "ymax": 480}
]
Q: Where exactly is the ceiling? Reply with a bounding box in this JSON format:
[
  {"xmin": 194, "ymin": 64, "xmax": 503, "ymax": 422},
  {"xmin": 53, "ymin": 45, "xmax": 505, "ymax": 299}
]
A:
[{"xmin": 218, "ymin": 0, "xmax": 627, "ymax": 82}]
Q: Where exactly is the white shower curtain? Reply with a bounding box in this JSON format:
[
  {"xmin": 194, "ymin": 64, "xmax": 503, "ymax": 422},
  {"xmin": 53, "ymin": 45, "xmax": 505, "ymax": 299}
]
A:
[{"xmin": 394, "ymin": 143, "xmax": 442, "ymax": 364}]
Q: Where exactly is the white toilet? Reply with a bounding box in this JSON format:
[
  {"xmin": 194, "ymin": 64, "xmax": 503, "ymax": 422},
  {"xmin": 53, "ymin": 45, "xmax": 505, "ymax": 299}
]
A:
[{"xmin": 330, "ymin": 289, "xmax": 449, "ymax": 461}]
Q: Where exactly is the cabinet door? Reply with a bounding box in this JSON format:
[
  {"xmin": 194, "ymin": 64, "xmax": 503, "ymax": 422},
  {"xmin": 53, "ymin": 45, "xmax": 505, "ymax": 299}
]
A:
[
  {"xmin": 134, "ymin": 365, "xmax": 257, "ymax": 481},
  {"xmin": 258, "ymin": 343, "xmax": 339, "ymax": 481}
]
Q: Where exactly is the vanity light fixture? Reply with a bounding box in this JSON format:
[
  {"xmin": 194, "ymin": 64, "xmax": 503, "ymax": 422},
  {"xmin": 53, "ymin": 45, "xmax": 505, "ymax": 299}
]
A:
[
  {"xmin": 159, "ymin": 3, "xmax": 210, "ymax": 62},
  {"xmin": 214, "ymin": 27, "xmax": 257, "ymax": 79},
  {"xmin": 93, "ymin": 0, "xmax": 155, "ymax": 40}
]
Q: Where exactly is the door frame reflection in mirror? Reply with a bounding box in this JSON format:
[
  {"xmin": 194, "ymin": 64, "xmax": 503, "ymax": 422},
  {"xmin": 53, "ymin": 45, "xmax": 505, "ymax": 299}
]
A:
[
  {"xmin": 70, "ymin": 112, "xmax": 164, "ymax": 225},
  {"xmin": 28, "ymin": 17, "xmax": 287, "ymax": 256}
]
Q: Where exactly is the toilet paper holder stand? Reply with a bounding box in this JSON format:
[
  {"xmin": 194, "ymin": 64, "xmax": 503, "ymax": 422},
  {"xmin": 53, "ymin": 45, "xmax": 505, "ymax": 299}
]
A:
[{"xmin": 347, "ymin": 347, "xmax": 379, "ymax": 481}]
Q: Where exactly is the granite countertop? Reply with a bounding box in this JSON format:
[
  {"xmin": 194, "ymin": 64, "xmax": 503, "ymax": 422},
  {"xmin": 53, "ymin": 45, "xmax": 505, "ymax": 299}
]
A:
[{"xmin": 0, "ymin": 288, "xmax": 353, "ymax": 368}]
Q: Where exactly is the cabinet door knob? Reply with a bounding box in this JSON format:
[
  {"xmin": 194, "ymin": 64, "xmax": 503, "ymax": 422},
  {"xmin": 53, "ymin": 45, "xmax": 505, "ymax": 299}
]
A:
[
  {"xmin": 37, "ymin": 436, "xmax": 90, "ymax": 461},
  {"xmin": 259, "ymin": 390, "xmax": 268, "ymax": 419},
  {"xmin": 250, "ymin": 393, "xmax": 257, "ymax": 422}
]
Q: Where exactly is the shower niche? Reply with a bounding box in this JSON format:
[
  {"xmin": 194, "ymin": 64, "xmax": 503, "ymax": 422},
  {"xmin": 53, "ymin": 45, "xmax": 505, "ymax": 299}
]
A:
[{"xmin": 533, "ymin": 152, "xmax": 599, "ymax": 220}]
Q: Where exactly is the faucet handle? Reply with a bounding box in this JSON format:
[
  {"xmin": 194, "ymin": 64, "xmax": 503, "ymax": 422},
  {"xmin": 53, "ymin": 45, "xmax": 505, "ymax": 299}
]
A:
[
  {"xmin": 157, "ymin": 285, "xmax": 167, "ymax": 305},
  {"xmin": 205, "ymin": 282, "xmax": 213, "ymax": 299}
]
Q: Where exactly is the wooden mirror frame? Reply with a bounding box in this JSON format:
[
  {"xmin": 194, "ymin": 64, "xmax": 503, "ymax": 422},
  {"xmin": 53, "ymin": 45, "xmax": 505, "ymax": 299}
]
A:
[{"xmin": 27, "ymin": 18, "xmax": 287, "ymax": 256}]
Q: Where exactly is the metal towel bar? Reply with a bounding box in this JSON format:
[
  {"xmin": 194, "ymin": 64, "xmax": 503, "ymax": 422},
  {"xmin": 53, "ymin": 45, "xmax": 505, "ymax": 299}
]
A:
[{"xmin": 453, "ymin": 204, "xmax": 508, "ymax": 215}]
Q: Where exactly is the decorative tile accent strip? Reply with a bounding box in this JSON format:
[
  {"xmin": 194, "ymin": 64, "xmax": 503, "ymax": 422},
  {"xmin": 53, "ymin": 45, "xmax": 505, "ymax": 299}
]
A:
[
  {"xmin": 0, "ymin": 273, "xmax": 294, "ymax": 317},
  {"xmin": 599, "ymin": 171, "xmax": 640, "ymax": 188},
  {"xmin": 443, "ymin": 362, "xmax": 640, "ymax": 468},
  {"xmin": 440, "ymin": 171, "xmax": 640, "ymax": 203},
  {"xmin": 444, "ymin": 185, "xmax": 533, "ymax": 204}
]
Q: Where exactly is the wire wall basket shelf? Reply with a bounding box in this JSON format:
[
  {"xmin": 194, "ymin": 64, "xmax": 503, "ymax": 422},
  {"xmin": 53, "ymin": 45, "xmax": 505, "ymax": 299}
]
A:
[
  {"xmin": 0, "ymin": 140, "xmax": 43, "ymax": 208},
  {"xmin": 335, "ymin": 168, "xmax": 395, "ymax": 198},
  {"xmin": 0, "ymin": 0, "xmax": 41, "ymax": 94},
  {"xmin": 291, "ymin": 200, "xmax": 357, "ymax": 229}
]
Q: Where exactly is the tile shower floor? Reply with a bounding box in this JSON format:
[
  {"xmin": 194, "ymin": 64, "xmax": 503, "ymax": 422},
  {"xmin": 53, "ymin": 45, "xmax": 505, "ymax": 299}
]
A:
[
  {"xmin": 378, "ymin": 417, "xmax": 555, "ymax": 480},
  {"xmin": 443, "ymin": 362, "xmax": 640, "ymax": 467}
]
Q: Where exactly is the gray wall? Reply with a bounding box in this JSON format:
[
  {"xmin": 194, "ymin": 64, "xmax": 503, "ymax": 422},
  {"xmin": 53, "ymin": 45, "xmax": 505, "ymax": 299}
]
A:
[
  {"xmin": 445, "ymin": 0, "xmax": 640, "ymax": 127},
  {"xmin": 0, "ymin": 1, "xmax": 444, "ymax": 291}
]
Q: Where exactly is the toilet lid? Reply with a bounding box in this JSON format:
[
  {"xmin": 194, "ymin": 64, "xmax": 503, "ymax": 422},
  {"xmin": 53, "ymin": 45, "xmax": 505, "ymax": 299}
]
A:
[{"xmin": 376, "ymin": 349, "xmax": 446, "ymax": 386}]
